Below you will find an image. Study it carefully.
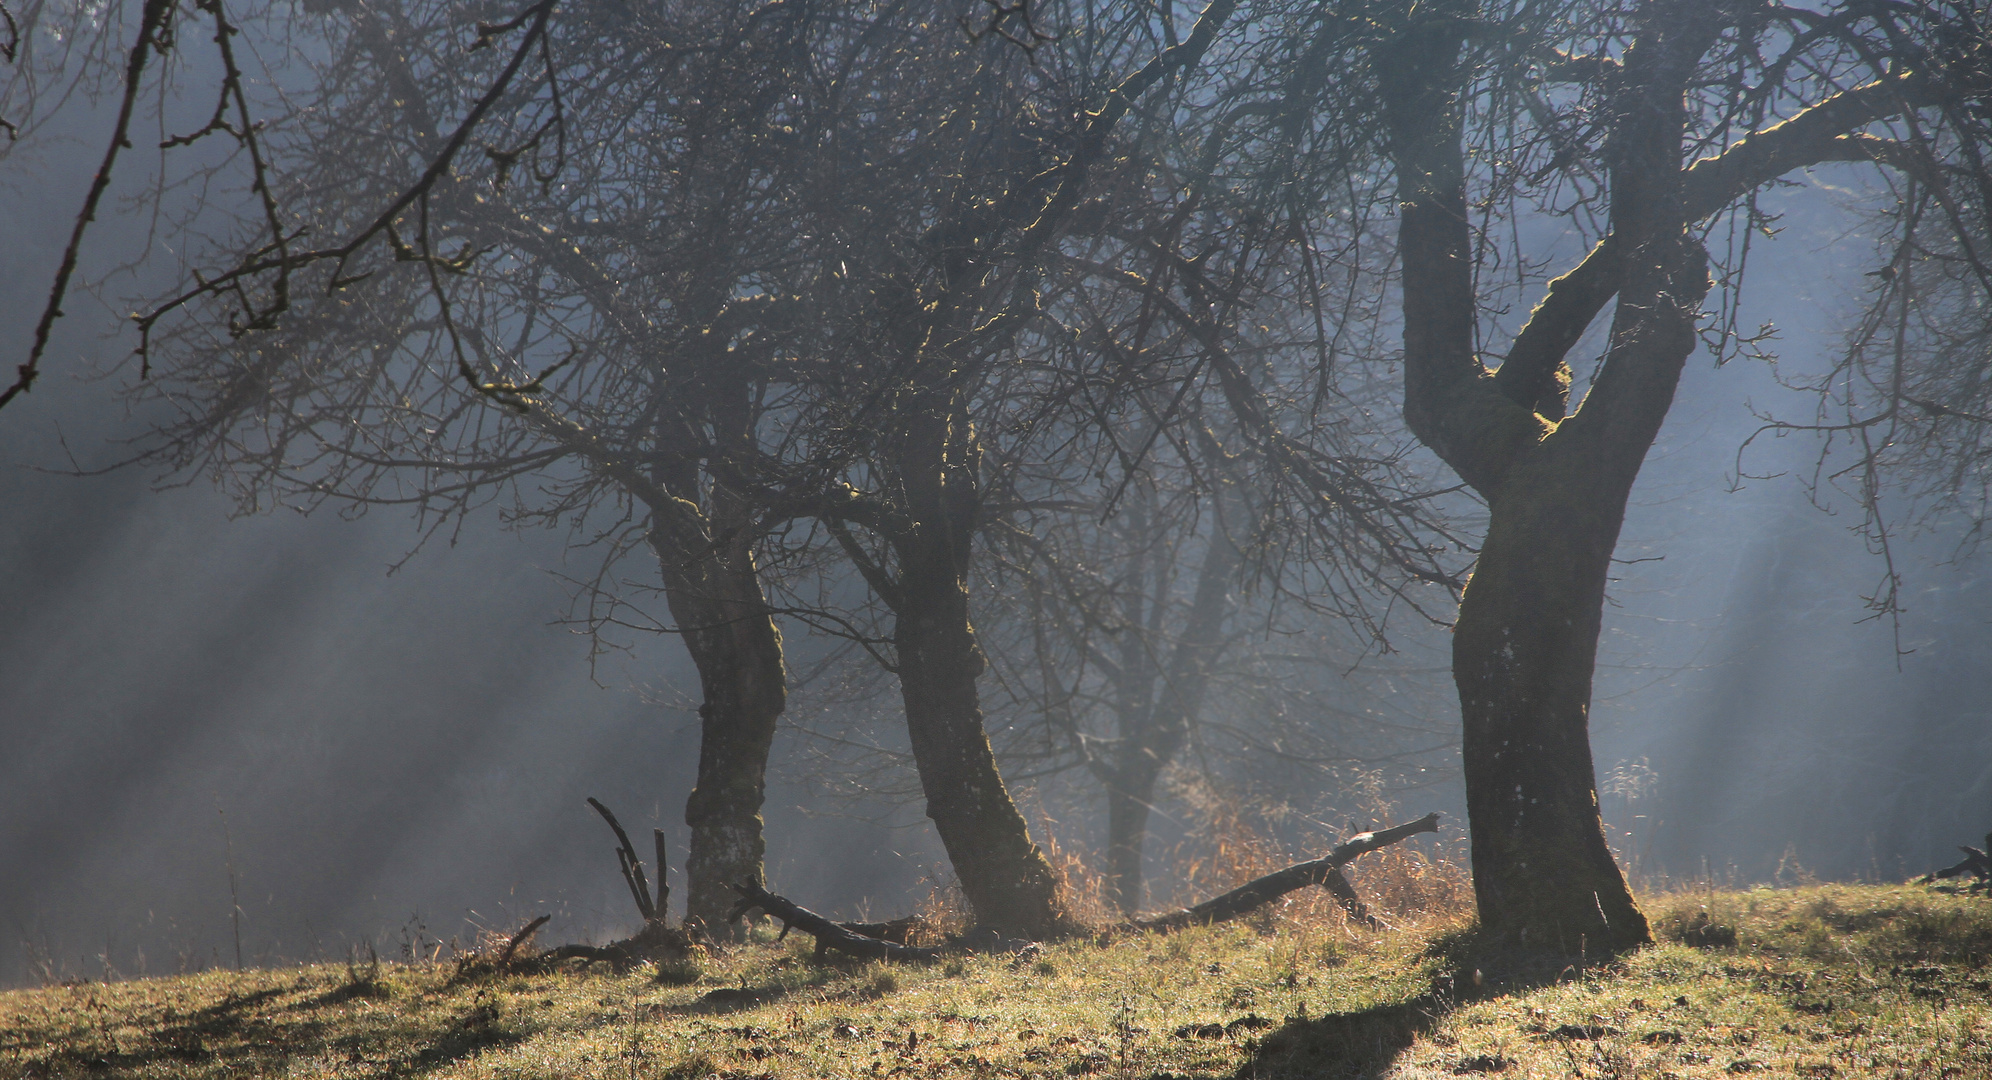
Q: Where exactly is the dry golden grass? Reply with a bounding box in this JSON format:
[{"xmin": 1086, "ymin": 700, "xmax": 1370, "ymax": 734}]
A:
[{"xmin": 4, "ymin": 876, "xmax": 1986, "ymax": 1080}]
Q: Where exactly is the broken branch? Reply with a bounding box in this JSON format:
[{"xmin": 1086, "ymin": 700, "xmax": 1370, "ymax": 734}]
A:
[
  {"xmin": 1920, "ymin": 832, "xmax": 1992, "ymax": 888},
  {"xmin": 498, "ymin": 915, "xmax": 550, "ymax": 963},
  {"xmin": 587, "ymin": 797, "xmax": 656, "ymax": 921},
  {"xmin": 1130, "ymin": 812, "xmax": 1441, "ymax": 932}
]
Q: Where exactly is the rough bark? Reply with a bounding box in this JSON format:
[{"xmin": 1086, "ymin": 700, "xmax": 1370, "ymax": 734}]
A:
[
  {"xmin": 1375, "ymin": 0, "xmax": 1728, "ymax": 954},
  {"xmin": 649, "ymin": 394, "xmax": 789, "ymax": 936},
  {"xmin": 1451, "ymin": 438, "xmax": 1663, "ymax": 953},
  {"xmin": 652, "ymin": 527, "xmax": 786, "ymax": 936},
  {"xmin": 886, "ymin": 395, "xmax": 1072, "ymax": 939}
]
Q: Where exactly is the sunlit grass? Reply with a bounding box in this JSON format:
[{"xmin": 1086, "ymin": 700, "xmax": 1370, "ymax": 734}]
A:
[{"xmin": 3, "ymin": 883, "xmax": 1987, "ymax": 1079}]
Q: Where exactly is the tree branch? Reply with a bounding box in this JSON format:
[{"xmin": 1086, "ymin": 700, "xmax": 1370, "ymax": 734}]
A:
[
  {"xmin": 1498, "ymin": 72, "xmax": 1940, "ymax": 412},
  {"xmin": 10, "ymin": 0, "xmax": 177, "ymax": 411}
]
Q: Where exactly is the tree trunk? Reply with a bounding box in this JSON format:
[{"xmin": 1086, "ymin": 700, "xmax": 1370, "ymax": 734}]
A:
[
  {"xmin": 1376, "ymin": 0, "xmax": 1722, "ymax": 954},
  {"xmin": 1105, "ymin": 501, "xmax": 1240, "ymax": 914},
  {"xmin": 1106, "ymin": 785, "xmax": 1155, "ymax": 916},
  {"xmin": 887, "ymin": 398, "xmax": 1071, "ymax": 939},
  {"xmin": 1453, "ymin": 449, "xmax": 1649, "ymax": 953},
  {"xmin": 651, "ymin": 504, "xmax": 787, "ymax": 937},
  {"xmin": 893, "ymin": 580, "xmax": 1069, "ymax": 937}
]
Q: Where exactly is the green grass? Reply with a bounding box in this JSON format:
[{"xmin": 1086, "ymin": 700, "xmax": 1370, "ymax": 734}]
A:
[{"xmin": 4, "ymin": 884, "xmax": 1988, "ymax": 1079}]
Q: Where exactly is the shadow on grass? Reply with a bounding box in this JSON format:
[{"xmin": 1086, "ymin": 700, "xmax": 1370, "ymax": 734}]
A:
[
  {"xmin": 319, "ymin": 998, "xmax": 531, "ymax": 1079},
  {"xmin": 1235, "ymin": 922, "xmax": 1647, "ymax": 1080},
  {"xmin": 660, "ymin": 984, "xmax": 794, "ymax": 1015},
  {"xmin": 397, "ymin": 1021, "xmax": 529, "ymax": 1075},
  {"xmin": 1237, "ymin": 994, "xmax": 1445, "ymax": 1080},
  {"xmin": 302, "ymin": 975, "xmax": 393, "ymax": 1009},
  {"xmin": 28, "ymin": 981, "xmax": 330, "ymax": 1076}
]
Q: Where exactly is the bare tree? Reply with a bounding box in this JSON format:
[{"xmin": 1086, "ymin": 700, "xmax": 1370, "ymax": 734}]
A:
[
  {"xmin": 132, "ymin": 0, "xmax": 859, "ymax": 934},
  {"xmin": 743, "ymin": 0, "xmax": 1258, "ymax": 936},
  {"xmin": 976, "ymin": 431, "xmax": 1252, "ymax": 915},
  {"xmin": 1748, "ymin": 6, "xmax": 1992, "ymax": 615},
  {"xmin": 1185, "ymin": 0, "xmax": 1992, "ymax": 952}
]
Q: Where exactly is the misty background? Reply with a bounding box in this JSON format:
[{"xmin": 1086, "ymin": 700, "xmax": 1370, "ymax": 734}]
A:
[{"xmin": 2, "ymin": 26, "xmax": 1988, "ymax": 988}]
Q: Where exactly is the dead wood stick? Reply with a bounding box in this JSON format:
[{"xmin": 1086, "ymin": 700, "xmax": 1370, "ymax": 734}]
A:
[
  {"xmin": 1319, "ymin": 866, "xmax": 1386, "ymax": 929},
  {"xmin": 534, "ymin": 920, "xmax": 698, "ymax": 972},
  {"xmin": 1921, "ymin": 834, "xmax": 1992, "ymax": 885},
  {"xmin": 1131, "ymin": 811, "xmax": 1441, "ymax": 932},
  {"xmin": 499, "ymin": 915, "xmax": 551, "ymax": 964},
  {"xmin": 587, "ymin": 797, "xmax": 656, "ymax": 921},
  {"xmin": 728, "ymin": 881, "xmax": 941, "ymax": 963}
]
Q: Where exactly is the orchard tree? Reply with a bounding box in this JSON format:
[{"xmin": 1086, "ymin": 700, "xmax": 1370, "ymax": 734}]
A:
[
  {"xmin": 134, "ymin": 0, "xmax": 833, "ymax": 933},
  {"xmin": 1092, "ymin": 0, "xmax": 1992, "ymax": 952},
  {"xmin": 1301, "ymin": 0, "xmax": 1989, "ymax": 951}
]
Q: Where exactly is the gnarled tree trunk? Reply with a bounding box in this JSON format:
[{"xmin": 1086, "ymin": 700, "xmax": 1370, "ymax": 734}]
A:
[{"xmin": 1376, "ymin": 0, "xmax": 1724, "ymax": 954}]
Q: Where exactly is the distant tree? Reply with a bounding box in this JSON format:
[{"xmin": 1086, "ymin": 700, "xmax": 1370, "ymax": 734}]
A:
[
  {"xmin": 955, "ymin": 81, "xmax": 1462, "ymax": 911},
  {"xmin": 976, "ymin": 425, "xmax": 1253, "ymax": 915},
  {"xmin": 985, "ymin": 18, "xmax": 1461, "ymax": 915}
]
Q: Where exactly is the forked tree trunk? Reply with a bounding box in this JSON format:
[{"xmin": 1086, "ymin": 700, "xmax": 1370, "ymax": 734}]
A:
[
  {"xmin": 886, "ymin": 399, "xmax": 1070, "ymax": 939},
  {"xmin": 1378, "ymin": 0, "xmax": 1721, "ymax": 954},
  {"xmin": 651, "ymin": 501, "xmax": 787, "ymax": 936}
]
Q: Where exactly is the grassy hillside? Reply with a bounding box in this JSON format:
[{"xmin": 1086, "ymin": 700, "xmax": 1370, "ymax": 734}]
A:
[{"xmin": 4, "ymin": 884, "xmax": 1988, "ymax": 1079}]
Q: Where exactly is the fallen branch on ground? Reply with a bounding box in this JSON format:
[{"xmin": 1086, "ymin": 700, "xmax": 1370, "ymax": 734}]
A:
[
  {"xmin": 1129, "ymin": 812, "xmax": 1442, "ymax": 932},
  {"xmin": 728, "ymin": 881, "xmax": 944, "ymax": 963},
  {"xmin": 837, "ymin": 915, "xmax": 929, "ymax": 945},
  {"xmin": 1921, "ymin": 832, "xmax": 1992, "ymax": 890},
  {"xmin": 463, "ymin": 917, "xmax": 699, "ymax": 977},
  {"xmin": 540, "ymin": 920, "xmax": 699, "ymax": 969}
]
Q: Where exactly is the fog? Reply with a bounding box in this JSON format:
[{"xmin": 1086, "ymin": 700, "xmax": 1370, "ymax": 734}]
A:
[{"xmin": 3, "ymin": 13, "xmax": 1988, "ymax": 988}]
